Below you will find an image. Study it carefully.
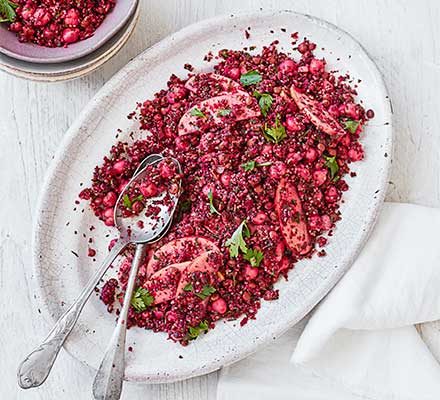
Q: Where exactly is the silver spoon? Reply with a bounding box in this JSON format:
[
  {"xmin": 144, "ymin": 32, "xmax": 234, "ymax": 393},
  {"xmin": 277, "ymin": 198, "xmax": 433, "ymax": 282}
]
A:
[
  {"xmin": 92, "ymin": 156, "xmax": 182, "ymax": 400},
  {"xmin": 17, "ymin": 153, "xmax": 170, "ymax": 389}
]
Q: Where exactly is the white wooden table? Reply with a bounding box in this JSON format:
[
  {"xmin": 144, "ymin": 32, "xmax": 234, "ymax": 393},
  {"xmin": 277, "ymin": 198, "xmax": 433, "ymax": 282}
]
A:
[{"xmin": 1, "ymin": 0, "xmax": 439, "ymax": 399}]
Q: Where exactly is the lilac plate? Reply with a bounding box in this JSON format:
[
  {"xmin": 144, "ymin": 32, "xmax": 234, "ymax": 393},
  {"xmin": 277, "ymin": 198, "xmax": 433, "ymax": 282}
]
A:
[{"xmin": 0, "ymin": 0, "xmax": 138, "ymax": 64}]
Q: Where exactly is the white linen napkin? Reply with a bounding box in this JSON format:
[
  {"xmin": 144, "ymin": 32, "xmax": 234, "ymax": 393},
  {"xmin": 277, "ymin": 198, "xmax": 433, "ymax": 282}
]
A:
[{"xmin": 217, "ymin": 203, "xmax": 440, "ymax": 400}]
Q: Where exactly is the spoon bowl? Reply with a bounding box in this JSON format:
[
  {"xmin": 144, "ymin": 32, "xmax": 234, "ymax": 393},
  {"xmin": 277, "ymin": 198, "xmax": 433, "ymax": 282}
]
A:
[{"xmin": 113, "ymin": 155, "xmax": 181, "ymax": 244}]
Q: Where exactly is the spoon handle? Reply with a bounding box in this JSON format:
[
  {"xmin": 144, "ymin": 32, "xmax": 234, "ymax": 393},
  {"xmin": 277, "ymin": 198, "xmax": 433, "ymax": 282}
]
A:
[
  {"xmin": 92, "ymin": 244, "xmax": 146, "ymax": 400},
  {"xmin": 17, "ymin": 239, "xmax": 128, "ymax": 389}
]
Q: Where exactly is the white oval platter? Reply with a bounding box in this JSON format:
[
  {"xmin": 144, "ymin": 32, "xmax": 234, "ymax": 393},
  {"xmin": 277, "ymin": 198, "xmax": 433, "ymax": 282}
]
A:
[{"xmin": 31, "ymin": 10, "xmax": 392, "ymax": 383}]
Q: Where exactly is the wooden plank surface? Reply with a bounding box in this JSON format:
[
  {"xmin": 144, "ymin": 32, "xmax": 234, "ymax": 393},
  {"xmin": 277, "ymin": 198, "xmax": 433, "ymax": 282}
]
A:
[{"xmin": 1, "ymin": 0, "xmax": 439, "ymax": 399}]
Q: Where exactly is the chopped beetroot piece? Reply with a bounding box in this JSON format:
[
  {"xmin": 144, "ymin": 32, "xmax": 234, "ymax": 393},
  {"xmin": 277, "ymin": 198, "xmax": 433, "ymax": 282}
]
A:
[
  {"xmin": 176, "ymin": 251, "xmax": 221, "ymax": 294},
  {"xmin": 290, "ymin": 86, "xmax": 346, "ymax": 137},
  {"xmin": 185, "ymin": 73, "xmax": 242, "ymax": 96},
  {"xmin": 178, "ymin": 91, "xmax": 260, "ymax": 136},
  {"xmin": 145, "ymin": 261, "xmax": 190, "ymax": 304},
  {"xmin": 146, "ymin": 237, "xmax": 220, "ymax": 277},
  {"xmin": 275, "ymin": 178, "xmax": 312, "ymax": 255}
]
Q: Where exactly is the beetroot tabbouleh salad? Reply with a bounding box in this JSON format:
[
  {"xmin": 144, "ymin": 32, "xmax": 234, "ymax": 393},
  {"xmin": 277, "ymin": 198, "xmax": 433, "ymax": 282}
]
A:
[
  {"xmin": 2, "ymin": 0, "xmax": 116, "ymax": 47},
  {"xmin": 79, "ymin": 36, "xmax": 372, "ymax": 345}
]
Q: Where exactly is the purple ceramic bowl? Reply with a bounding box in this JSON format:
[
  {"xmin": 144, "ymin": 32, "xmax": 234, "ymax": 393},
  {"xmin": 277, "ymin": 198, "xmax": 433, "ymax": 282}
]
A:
[{"xmin": 0, "ymin": 0, "xmax": 138, "ymax": 64}]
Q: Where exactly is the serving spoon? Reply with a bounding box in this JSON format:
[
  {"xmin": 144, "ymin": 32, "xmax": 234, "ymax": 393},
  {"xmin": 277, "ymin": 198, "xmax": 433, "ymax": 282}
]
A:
[
  {"xmin": 17, "ymin": 153, "xmax": 177, "ymax": 389},
  {"xmin": 92, "ymin": 155, "xmax": 182, "ymax": 400}
]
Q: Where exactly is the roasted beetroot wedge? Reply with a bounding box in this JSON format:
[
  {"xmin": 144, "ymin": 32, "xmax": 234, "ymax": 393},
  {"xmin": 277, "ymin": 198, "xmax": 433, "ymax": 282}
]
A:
[
  {"xmin": 178, "ymin": 91, "xmax": 260, "ymax": 135},
  {"xmin": 145, "ymin": 261, "xmax": 190, "ymax": 305},
  {"xmin": 290, "ymin": 86, "xmax": 345, "ymax": 137},
  {"xmin": 146, "ymin": 237, "xmax": 219, "ymax": 277},
  {"xmin": 176, "ymin": 251, "xmax": 221, "ymax": 295},
  {"xmin": 275, "ymin": 178, "xmax": 312, "ymax": 255},
  {"xmin": 185, "ymin": 73, "xmax": 242, "ymax": 96}
]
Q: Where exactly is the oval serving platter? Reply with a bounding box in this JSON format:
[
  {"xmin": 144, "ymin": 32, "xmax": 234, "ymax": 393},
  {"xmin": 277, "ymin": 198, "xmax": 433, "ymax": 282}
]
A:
[{"xmin": 31, "ymin": 10, "xmax": 392, "ymax": 383}]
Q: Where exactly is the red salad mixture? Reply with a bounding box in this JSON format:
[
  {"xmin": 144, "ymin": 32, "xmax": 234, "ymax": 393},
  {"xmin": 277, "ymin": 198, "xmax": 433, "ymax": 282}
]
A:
[
  {"xmin": 5, "ymin": 0, "xmax": 116, "ymax": 47},
  {"xmin": 80, "ymin": 37, "xmax": 372, "ymax": 345}
]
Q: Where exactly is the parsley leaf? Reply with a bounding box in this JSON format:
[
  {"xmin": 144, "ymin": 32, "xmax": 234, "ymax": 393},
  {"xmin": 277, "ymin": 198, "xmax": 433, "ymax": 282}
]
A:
[
  {"xmin": 122, "ymin": 194, "xmax": 144, "ymax": 209},
  {"xmin": 187, "ymin": 320, "xmax": 209, "ymax": 340},
  {"xmin": 122, "ymin": 194, "xmax": 132, "ymax": 208},
  {"xmin": 207, "ymin": 189, "xmax": 221, "ymax": 215},
  {"xmin": 183, "ymin": 283, "xmax": 193, "ymax": 291},
  {"xmin": 324, "ymin": 155, "xmax": 339, "ymax": 180},
  {"xmin": 179, "ymin": 199, "xmax": 192, "ymax": 212},
  {"xmin": 253, "ymin": 90, "xmax": 273, "ymax": 117},
  {"xmin": 225, "ymin": 220, "xmax": 250, "ymax": 258},
  {"xmin": 190, "ymin": 107, "xmax": 206, "ymax": 118},
  {"xmin": 243, "ymin": 248, "xmax": 264, "ymax": 267},
  {"xmin": 183, "ymin": 283, "xmax": 215, "ymax": 299},
  {"xmin": 241, "ymin": 160, "xmax": 256, "ymax": 171},
  {"xmin": 343, "ymin": 119, "xmax": 360, "ymax": 134},
  {"xmin": 217, "ymin": 108, "xmax": 231, "ymax": 117},
  {"xmin": 0, "ymin": 0, "xmax": 17, "ymax": 23},
  {"xmin": 263, "ymin": 115, "xmax": 287, "ymax": 144},
  {"xmin": 131, "ymin": 287, "xmax": 154, "ymax": 312},
  {"xmin": 196, "ymin": 285, "xmax": 216, "ymax": 300},
  {"xmin": 241, "ymin": 160, "xmax": 272, "ymax": 172},
  {"xmin": 240, "ymin": 70, "xmax": 262, "ymax": 86}
]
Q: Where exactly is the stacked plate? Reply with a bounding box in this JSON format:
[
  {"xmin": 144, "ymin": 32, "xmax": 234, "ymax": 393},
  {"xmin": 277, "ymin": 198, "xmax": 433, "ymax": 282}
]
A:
[{"xmin": 0, "ymin": 0, "xmax": 139, "ymax": 82}]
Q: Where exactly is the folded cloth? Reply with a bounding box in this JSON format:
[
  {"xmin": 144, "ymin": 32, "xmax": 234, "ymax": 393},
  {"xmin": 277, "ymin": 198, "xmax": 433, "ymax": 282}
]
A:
[{"xmin": 218, "ymin": 203, "xmax": 440, "ymax": 400}]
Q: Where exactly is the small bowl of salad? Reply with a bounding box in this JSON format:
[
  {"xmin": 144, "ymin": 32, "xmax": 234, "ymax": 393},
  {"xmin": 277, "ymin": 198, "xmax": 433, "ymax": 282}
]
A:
[{"xmin": 0, "ymin": 0, "xmax": 138, "ymax": 64}]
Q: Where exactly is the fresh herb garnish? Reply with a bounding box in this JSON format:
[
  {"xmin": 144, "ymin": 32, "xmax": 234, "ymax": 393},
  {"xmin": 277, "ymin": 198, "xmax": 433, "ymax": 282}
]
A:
[
  {"xmin": 241, "ymin": 160, "xmax": 256, "ymax": 171},
  {"xmin": 263, "ymin": 115, "xmax": 287, "ymax": 144},
  {"xmin": 187, "ymin": 320, "xmax": 209, "ymax": 340},
  {"xmin": 241, "ymin": 160, "xmax": 272, "ymax": 172},
  {"xmin": 196, "ymin": 285, "xmax": 216, "ymax": 300},
  {"xmin": 207, "ymin": 189, "xmax": 221, "ymax": 215},
  {"xmin": 324, "ymin": 155, "xmax": 339, "ymax": 180},
  {"xmin": 217, "ymin": 108, "xmax": 231, "ymax": 117},
  {"xmin": 243, "ymin": 248, "xmax": 264, "ymax": 267},
  {"xmin": 122, "ymin": 194, "xmax": 144, "ymax": 209},
  {"xmin": 190, "ymin": 107, "xmax": 206, "ymax": 118},
  {"xmin": 183, "ymin": 283, "xmax": 216, "ymax": 299},
  {"xmin": 253, "ymin": 90, "xmax": 273, "ymax": 116},
  {"xmin": 179, "ymin": 199, "xmax": 192, "ymax": 212},
  {"xmin": 0, "ymin": 0, "xmax": 17, "ymax": 23},
  {"xmin": 131, "ymin": 287, "xmax": 154, "ymax": 312},
  {"xmin": 183, "ymin": 283, "xmax": 193, "ymax": 292},
  {"xmin": 240, "ymin": 70, "xmax": 262, "ymax": 86},
  {"xmin": 225, "ymin": 220, "xmax": 250, "ymax": 258},
  {"xmin": 343, "ymin": 119, "xmax": 360, "ymax": 134}
]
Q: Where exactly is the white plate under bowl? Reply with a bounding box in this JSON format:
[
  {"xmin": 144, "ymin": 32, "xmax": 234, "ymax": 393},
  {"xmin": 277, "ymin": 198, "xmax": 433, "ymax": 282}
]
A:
[{"xmin": 31, "ymin": 10, "xmax": 392, "ymax": 383}]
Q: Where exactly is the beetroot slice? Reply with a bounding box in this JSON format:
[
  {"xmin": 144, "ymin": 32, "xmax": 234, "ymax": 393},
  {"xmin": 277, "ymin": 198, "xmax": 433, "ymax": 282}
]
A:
[
  {"xmin": 145, "ymin": 261, "xmax": 190, "ymax": 305},
  {"xmin": 290, "ymin": 86, "xmax": 345, "ymax": 137},
  {"xmin": 146, "ymin": 237, "xmax": 219, "ymax": 277},
  {"xmin": 275, "ymin": 178, "xmax": 312, "ymax": 255},
  {"xmin": 176, "ymin": 251, "xmax": 220, "ymax": 295},
  {"xmin": 178, "ymin": 91, "xmax": 260, "ymax": 136},
  {"xmin": 185, "ymin": 73, "xmax": 242, "ymax": 96}
]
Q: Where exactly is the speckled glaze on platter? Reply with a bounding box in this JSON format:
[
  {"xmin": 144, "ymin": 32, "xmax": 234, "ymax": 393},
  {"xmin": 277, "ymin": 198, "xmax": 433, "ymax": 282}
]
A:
[{"xmin": 31, "ymin": 10, "xmax": 392, "ymax": 383}]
